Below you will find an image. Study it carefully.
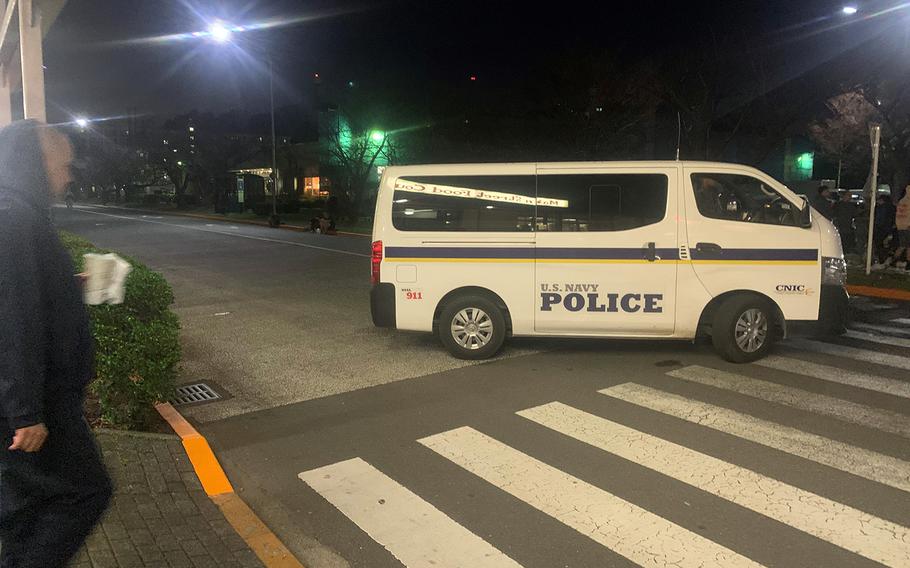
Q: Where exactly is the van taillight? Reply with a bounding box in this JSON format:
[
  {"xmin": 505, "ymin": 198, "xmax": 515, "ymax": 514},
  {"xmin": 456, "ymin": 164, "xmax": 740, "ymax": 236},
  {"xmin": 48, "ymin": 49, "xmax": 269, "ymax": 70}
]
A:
[{"xmin": 371, "ymin": 240, "xmax": 383, "ymax": 285}]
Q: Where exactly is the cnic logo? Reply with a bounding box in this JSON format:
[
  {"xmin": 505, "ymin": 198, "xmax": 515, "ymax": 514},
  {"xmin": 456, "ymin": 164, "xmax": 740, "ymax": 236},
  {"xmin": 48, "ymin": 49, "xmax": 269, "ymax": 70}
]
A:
[{"xmin": 775, "ymin": 284, "xmax": 814, "ymax": 295}]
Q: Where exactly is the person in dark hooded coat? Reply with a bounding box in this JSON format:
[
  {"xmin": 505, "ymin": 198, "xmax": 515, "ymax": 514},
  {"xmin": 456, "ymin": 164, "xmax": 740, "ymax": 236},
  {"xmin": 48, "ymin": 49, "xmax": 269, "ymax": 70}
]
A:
[{"xmin": 0, "ymin": 120, "xmax": 112, "ymax": 568}]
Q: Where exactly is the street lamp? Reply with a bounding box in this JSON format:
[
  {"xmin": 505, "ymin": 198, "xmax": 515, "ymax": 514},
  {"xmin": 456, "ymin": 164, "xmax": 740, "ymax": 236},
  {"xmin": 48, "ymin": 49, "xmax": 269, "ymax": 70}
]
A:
[
  {"xmin": 203, "ymin": 21, "xmax": 281, "ymax": 226},
  {"xmin": 370, "ymin": 130, "xmax": 385, "ymax": 143},
  {"xmin": 842, "ymin": 5, "xmax": 858, "ymax": 15},
  {"xmin": 208, "ymin": 21, "xmax": 232, "ymax": 43},
  {"xmin": 75, "ymin": 117, "xmax": 88, "ymax": 129}
]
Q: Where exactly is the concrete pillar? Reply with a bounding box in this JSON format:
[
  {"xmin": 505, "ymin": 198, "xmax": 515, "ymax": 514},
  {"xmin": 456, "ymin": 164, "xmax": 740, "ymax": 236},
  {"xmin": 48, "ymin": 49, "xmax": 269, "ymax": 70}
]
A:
[
  {"xmin": 18, "ymin": 0, "xmax": 45, "ymax": 122},
  {"xmin": 0, "ymin": 64, "xmax": 12, "ymax": 127}
]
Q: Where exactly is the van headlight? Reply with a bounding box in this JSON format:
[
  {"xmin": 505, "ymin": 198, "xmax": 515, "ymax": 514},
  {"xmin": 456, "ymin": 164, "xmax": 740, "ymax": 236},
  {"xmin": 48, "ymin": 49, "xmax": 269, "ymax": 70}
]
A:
[{"xmin": 822, "ymin": 256, "xmax": 846, "ymax": 286}]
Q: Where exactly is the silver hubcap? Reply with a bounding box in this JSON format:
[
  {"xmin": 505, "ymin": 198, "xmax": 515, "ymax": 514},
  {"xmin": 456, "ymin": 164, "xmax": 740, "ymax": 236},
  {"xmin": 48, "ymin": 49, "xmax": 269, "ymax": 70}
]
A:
[
  {"xmin": 451, "ymin": 308, "xmax": 493, "ymax": 350},
  {"xmin": 734, "ymin": 308, "xmax": 768, "ymax": 353}
]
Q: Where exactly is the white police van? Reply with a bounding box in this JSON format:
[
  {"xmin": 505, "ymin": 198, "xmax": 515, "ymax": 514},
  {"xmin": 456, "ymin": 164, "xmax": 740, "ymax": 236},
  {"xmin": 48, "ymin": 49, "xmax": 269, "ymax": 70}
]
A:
[{"xmin": 370, "ymin": 162, "xmax": 848, "ymax": 362}]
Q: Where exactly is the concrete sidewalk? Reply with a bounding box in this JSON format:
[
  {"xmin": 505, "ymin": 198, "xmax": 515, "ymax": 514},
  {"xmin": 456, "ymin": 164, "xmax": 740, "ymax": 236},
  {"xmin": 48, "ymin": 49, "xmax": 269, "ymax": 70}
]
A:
[{"xmin": 68, "ymin": 429, "xmax": 265, "ymax": 568}]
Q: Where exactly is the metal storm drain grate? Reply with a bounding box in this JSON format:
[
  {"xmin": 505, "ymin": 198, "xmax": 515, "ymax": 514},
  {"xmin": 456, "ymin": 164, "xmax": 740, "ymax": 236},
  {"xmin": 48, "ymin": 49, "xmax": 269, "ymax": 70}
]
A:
[{"xmin": 170, "ymin": 383, "xmax": 221, "ymax": 406}]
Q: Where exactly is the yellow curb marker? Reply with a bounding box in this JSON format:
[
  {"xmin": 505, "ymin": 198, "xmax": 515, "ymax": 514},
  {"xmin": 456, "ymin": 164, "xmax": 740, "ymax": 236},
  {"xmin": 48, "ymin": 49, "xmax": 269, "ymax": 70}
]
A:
[{"xmin": 155, "ymin": 402, "xmax": 305, "ymax": 568}]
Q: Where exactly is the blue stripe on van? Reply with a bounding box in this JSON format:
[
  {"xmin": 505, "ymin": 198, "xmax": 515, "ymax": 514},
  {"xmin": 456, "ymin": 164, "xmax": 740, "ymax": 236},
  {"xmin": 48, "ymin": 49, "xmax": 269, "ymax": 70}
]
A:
[
  {"xmin": 386, "ymin": 246, "xmax": 535, "ymax": 259},
  {"xmin": 384, "ymin": 246, "xmax": 818, "ymax": 262},
  {"xmin": 536, "ymin": 247, "xmax": 679, "ymax": 260},
  {"xmin": 690, "ymin": 248, "xmax": 818, "ymax": 262}
]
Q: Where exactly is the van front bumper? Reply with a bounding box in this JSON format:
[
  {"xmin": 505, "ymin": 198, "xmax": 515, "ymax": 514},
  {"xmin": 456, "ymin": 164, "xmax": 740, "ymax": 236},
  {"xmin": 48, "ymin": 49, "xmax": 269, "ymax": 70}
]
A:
[
  {"xmin": 371, "ymin": 283, "xmax": 397, "ymax": 328},
  {"xmin": 788, "ymin": 284, "xmax": 849, "ymax": 337}
]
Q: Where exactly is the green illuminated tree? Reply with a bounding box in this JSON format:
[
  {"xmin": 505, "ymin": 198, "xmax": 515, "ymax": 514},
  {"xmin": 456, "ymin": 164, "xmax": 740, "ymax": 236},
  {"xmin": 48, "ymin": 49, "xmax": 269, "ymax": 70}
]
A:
[{"xmin": 320, "ymin": 111, "xmax": 396, "ymax": 216}]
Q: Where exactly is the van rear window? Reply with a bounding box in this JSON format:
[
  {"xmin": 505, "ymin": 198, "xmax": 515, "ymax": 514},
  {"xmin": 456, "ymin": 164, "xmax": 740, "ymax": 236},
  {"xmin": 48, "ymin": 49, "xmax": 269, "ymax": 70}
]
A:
[{"xmin": 392, "ymin": 175, "xmax": 536, "ymax": 232}]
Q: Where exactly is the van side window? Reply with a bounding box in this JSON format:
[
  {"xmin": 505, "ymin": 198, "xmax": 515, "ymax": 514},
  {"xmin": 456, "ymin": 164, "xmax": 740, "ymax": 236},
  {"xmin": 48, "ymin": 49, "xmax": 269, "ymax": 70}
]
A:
[
  {"xmin": 391, "ymin": 175, "xmax": 535, "ymax": 232},
  {"xmin": 691, "ymin": 173, "xmax": 799, "ymax": 226},
  {"xmin": 536, "ymin": 174, "xmax": 667, "ymax": 232}
]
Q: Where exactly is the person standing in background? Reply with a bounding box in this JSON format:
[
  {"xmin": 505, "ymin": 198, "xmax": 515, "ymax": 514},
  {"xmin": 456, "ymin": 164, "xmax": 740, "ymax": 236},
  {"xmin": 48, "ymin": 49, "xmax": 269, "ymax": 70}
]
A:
[
  {"xmin": 811, "ymin": 185, "xmax": 834, "ymax": 219},
  {"xmin": 832, "ymin": 191, "xmax": 857, "ymax": 253},
  {"xmin": 893, "ymin": 186, "xmax": 910, "ymax": 271},
  {"xmin": 0, "ymin": 120, "xmax": 112, "ymax": 568}
]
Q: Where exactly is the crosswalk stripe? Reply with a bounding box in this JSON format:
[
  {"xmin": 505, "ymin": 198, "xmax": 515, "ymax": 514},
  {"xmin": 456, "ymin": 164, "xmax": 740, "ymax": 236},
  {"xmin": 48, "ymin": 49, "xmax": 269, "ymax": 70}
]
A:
[
  {"xmin": 419, "ymin": 426, "xmax": 763, "ymax": 568},
  {"xmin": 784, "ymin": 337, "xmax": 910, "ymax": 371},
  {"xmin": 892, "ymin": 317, "xmax": 910, "ymax": 325},
  {"xmin": 299, "ymin": 458, "xmax": 522, "ymax": 568},
  {"xmin": 600, "ymin": 383, "xmax": 910, "ymax": 493},
  {"xmin": 851, "ymin": 322, "xmax": 910, "ymax": 338},
  {"xmin": 667, "ymin": 365, "xmax": 910, "ymax": 438},
  {"xmin": 844, "ymin": 329, "xmax": 910, "ymax": 348},
  {"xmin": 519, "ymin": 402, "xmax": 910, "ymax": 567},
  {"xmin": 756, "ymin": 355, "xmax": 910, "ymax": 399}
]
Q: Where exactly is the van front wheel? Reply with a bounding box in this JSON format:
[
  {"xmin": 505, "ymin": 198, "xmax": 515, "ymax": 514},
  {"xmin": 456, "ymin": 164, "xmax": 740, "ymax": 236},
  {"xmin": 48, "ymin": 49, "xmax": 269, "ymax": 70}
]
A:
[
  {"xmin": 711, "ymin": 296, "xmax": 775, "ymax": 363},
  {"xmin": 438, "ymin": 296, "xmax": 506, "ymax": 360}
]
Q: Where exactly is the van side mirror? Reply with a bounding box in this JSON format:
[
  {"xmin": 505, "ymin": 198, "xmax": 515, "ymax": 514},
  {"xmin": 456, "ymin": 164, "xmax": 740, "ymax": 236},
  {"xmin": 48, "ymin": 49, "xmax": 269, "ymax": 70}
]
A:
[{"xmin": 797, "ymin": 196, "xmax": 812, "ymax": 228}]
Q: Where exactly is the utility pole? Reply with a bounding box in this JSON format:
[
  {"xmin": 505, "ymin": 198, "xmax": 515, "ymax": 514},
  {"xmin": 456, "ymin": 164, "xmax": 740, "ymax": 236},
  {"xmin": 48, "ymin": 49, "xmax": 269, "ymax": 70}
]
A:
[
  {"xmin": 864, "ymin": 124, "xmax": 881, "ymax": 275},
  {"xmin": 269, "ymin": 54, "xmax": 280, "ymax": 227}
]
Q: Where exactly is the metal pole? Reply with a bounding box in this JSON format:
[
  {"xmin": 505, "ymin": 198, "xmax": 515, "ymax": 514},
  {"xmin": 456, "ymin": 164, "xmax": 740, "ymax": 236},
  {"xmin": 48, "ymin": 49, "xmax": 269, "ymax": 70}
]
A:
[
  {"xmin": 269, "ymin": 54, "xmax": 278, "ymax": 221},
  {"xmin": 864, "ymin": 125, "xmax": 881, "ymax": 275}
]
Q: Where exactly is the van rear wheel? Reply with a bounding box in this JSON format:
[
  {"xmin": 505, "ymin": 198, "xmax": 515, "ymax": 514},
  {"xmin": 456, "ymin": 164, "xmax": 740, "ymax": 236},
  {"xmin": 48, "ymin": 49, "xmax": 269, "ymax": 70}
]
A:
[
  {"xmin": 711, "ymin": 295, "xmax": 775, "ymax": 363},
  {"xmin": 438, "ymin": 295, "xmax": 506, "ymax": 360}
]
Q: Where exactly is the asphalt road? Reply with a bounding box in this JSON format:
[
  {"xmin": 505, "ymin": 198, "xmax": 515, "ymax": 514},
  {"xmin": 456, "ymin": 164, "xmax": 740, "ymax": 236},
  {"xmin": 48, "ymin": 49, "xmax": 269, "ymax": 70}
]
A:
[
  {"xmin": 57, "ymin": 205, "xmax": 539, "ymax": 423},
  {"xmin": 57, "ymin": 205, "xmax": 910, "ymax": 568}
]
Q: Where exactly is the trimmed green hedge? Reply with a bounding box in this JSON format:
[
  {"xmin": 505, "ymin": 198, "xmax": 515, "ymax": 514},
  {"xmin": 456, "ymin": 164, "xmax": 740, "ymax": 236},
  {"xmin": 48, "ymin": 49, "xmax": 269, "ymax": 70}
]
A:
[{"xmin": 59, "ymin": 232, "xmax": 180, "ymax": 429}]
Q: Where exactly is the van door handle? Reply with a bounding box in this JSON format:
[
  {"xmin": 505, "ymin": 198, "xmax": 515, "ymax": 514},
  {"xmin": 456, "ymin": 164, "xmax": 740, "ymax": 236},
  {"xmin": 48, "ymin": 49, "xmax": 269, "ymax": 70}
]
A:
[
  {"xmin": 643, "ymin": 242, "xmax": 658, "ymax": 262},
  {"xmin": 695, "ymin": 242, "xmax": 722, "ymax": 253}
]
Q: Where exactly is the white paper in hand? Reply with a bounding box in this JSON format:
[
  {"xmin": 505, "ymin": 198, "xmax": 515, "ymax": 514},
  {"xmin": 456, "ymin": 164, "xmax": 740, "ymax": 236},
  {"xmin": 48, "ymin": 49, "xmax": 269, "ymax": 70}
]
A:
[{"xmin": 83, "ymin": 253, "xmax": 132, "ymax": 305}]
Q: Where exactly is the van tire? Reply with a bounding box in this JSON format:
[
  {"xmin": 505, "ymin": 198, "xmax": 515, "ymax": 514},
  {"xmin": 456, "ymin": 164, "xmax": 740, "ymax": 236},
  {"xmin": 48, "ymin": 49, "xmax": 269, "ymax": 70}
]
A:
[
  {"xmin": 438, "ymin": 295, "xmax": 506, "ymax": 360},
  {"xmin": 711, "ymin": 295, "xmax": 775, "ymax": 363}
]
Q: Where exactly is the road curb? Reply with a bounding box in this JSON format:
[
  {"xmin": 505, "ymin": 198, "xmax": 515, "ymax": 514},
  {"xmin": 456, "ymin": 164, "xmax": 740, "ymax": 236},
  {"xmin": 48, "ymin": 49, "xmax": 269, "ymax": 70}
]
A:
[
  {"xmin": 846, "ymin": 285, "xmax": 910, "ymax": 302},
  {"xmin": 155, "ymin": 402, "xmax": 306, "ymax": 568},
  {"xmin": 94, "ymin": 204, "xmax": 372, "ymax": 237}
]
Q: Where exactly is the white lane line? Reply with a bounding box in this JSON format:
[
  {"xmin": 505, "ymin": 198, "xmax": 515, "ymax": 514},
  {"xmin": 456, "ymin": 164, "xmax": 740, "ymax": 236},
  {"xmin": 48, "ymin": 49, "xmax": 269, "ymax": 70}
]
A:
[
  {"xmin": 784, "ymin": 338, "xmax": 910, "ymax": 371},
  {"xmin": 851, "ymin": 322, "xmax": 910, "ymax": 338},
  {"xmin": 299, "ymin": 458, "xmax": 522, "ymax": 568},
  {"xmin": 73, "ymin": 208, "xmax": 370, "ymax": 258},
  {"xmin": 419, "ymin": 427, "xmax": 763, "ymax": 568},
  {"xmin": 892, "ymin": 318, "xmax": 910, "ymax": 325},
  {"xmin": 756, "ymin": 356, "xmax": 910, "ymax": 399},
  {"xmin": 844, "ymin": 329, "xmax": 910, "ymax": 349},
  {"xmin": 600, "ymin": 383, "xmax": 910, "ymax": 493},
  {"xmin": 667, "ymin": 365, "xmax": 910, "ymax": 438},
  {"xmin": 520, "ymin": 402, "xmax": 910, "ymax": 567}
]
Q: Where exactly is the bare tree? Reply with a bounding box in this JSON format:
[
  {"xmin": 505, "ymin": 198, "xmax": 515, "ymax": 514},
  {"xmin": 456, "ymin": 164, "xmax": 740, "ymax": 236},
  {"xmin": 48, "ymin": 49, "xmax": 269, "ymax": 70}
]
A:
[
  {"xmin": 320, "ymin": 111, "xmax": 396, "ymax": 216},
  {"xmin": 808, "ymin": 91, "xmax": 878, "ymax": 189}
]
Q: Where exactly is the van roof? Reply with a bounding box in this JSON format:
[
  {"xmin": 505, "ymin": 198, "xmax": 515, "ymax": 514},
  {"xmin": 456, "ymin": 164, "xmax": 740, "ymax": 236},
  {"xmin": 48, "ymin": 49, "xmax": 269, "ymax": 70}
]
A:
[{"xmin": 383, "ymin": 160, "xmax": 766, "ymax": 172}]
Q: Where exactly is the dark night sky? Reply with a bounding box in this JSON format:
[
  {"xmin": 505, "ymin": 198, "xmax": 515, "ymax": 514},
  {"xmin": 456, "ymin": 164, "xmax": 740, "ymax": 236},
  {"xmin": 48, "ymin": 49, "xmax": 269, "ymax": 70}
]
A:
[{"xmin": 42, "ymin": 0, "xmax": 899, "ymax": 124}]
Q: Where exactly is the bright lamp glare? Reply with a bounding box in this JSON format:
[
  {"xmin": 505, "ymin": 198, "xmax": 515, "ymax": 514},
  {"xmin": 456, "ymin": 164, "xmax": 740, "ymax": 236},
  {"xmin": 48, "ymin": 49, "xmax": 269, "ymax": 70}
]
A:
[
  {"xmin": 75, "ymin": 117, "xmax": 88, "ymax": 128},
  {"xmin": 842, "ymin": 5, "xmax": 858, "ymax": 15},
  {"xmin": 208, "ymin": 22, "xmax": 232, "ymax": 43}
]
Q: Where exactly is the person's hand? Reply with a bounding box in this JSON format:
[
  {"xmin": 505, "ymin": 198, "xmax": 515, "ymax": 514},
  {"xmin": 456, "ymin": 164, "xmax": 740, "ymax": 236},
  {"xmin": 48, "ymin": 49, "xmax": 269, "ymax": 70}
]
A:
[{"xmin": 9, "ymin": 423, "xmax": 49, "ymax": 452}]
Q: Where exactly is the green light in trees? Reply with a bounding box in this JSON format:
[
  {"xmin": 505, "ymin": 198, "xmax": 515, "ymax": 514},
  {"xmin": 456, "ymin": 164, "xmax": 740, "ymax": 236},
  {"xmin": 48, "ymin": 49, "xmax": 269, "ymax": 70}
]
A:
[
  {"xmin": 370, "ymin": 130, "xmax": 385, "ymax": 143},
  {"xmin": 796, "ymin": 152, "xmax": 814, "ymax": 170}
]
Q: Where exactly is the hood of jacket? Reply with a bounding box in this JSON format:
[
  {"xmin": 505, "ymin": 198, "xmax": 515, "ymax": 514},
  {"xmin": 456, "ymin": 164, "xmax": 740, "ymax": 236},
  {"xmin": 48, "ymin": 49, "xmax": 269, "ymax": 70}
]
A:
[{"xmin": 0, "ymin": 119, "xmax": 52, "ymax": 213}]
